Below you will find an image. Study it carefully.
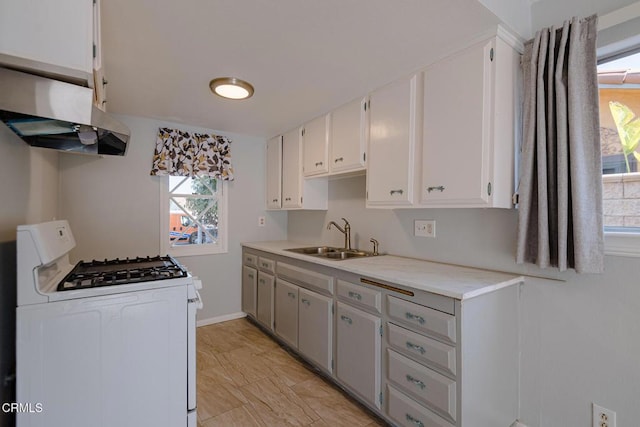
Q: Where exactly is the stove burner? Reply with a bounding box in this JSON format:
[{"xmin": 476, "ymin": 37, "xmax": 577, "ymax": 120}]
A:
[{"xmin": 58, "ymin": 255, "xmax": 188, "ymax": 291}]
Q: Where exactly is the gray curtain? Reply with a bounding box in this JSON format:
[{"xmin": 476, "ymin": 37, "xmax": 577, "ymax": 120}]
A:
[{"xmin": 516, "ymin": 15, "xmax": 604, "ymax": 273}]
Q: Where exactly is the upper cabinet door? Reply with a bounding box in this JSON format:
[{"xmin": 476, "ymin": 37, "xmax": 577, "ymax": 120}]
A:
[
  {"xmin": 421, "ymin": 37, "xmax": 518, "ymax": 208},
  {"xmin": 330, "ymin": 97, "xmax": 368, "ymax": 175},
  {"xmin": 282, "ymin": 128, "xmax": 303, "ymax": 209},
  {"xmin": 302, "ymin": 115, "xmax": 329, "ymax": 177},
  {"xmin": 266, "ymin": 136, "xmax": 282, "ymax": 210},
  {"xmin": 0, "ymin": 0, "xmax": 96, "ymax": 84},
  {"xmin": 367, "ymin": 74, "xmax": 422, "ymax": 207}
]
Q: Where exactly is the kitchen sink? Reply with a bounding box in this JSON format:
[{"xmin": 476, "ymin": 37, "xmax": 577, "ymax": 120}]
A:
[
  {"xmin": 285, "ymin": 246, "xmax": 378, "ymax": 261},
  {"xmin": 286, "ymin": 246, "xmax": 341, "ymax": 255}
]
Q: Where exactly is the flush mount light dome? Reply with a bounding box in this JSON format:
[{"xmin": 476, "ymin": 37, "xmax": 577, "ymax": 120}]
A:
[{"xmin": 209, "ymin": 77, "xmax": 254, "ymax": 100}]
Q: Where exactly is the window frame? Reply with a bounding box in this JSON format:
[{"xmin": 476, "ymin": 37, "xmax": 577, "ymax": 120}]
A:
[
  {"xmin": 598, "ymin": 24, "xmax": 640, "ymax": 257},
  {"xmin": 159, "ymin": 176, "xmax": 228, "ymax": 257}
]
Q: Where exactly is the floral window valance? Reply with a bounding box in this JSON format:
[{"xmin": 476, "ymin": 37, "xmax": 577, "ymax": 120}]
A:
[{"xmin": 150, "ymin": 127, "xmax": 234, "ymax": 180}]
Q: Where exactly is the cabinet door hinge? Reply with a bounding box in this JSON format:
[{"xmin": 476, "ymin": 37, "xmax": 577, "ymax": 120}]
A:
[
  {"xmin": 379, "ymin": 325, "xmax": 383, "ymax": 337},
  {"xmin": 331, "ymin": 359, "xmax": 334, "ymax": 370},
  {"xmin": 363, "ymin": 101, "xmax": 367, "ymax": 111},
  {"xmin": 331, "ymin": 304, "xmax": 334, "ymax": 315},
  {"xmin": 379, "ymin": 392, "xmax": 383, "ymax": 405},
  {"xmin": 300, "ymin": 197, "xmax": 303, "ymax": 204},
  {"xmin": 93, "ymin": 44, "xmax": 97, "ymax": 59},
  {"xmin": 490, "ymin": 47, "xmax": 494, "ymax": 61},
  {"xmin": 512, "ymin": 193, "xmax": 519, "ymax": 205},
  {"xmin": 301, "ymin": 128, "xmax": 305, "ymax": 137},
  {"xmin": 487, "ymin": 182, "xmax": 492, "ymax": 196},
  {"xmin": 363, "ymin": 152, "xmax": 366, "ymax": 162}
]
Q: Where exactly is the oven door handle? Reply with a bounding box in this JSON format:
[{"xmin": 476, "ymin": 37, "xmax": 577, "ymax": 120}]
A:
[{"xmin": 187, "ymin": 285, "xmax": 201, "ymax": 414}]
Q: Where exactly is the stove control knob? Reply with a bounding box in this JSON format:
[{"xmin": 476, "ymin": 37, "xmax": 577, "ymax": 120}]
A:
[{"xmin": 193, "ymin": 278, "xmax": 203, "ymax": 290}]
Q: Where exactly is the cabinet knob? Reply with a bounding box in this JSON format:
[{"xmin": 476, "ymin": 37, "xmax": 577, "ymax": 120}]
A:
[
  {"xmin": 405, "ymin": 374, "xmax": 426, "ymax": 390},
  {"xmin": 427, "ymin": 186, "xmax": 445, "ymax": 193},
  {"xmin": 405, "ymin": 414, "xmax": 425, "ymax": 427},
  {"xmin": 405, "ymin": 312, "xmax": 425, "ymax": 324},
  {"xmin": 347, "ymin": 291, "xmax": 362, "ymax": 301},
  {"xmin": 340, "ymin": 315, "xmax": 353, "ymax": 324},
  {"xmin": 390, "ymin": 189, "xmax": 404, "ymax": 196}
]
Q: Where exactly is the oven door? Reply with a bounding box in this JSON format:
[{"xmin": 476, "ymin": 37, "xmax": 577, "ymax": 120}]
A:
[{"xmin": 187, "ymin": 279, "xmax": 203, "ymax": 426}]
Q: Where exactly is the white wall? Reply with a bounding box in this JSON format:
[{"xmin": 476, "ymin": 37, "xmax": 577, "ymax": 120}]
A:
[
  {"xmin": 58, "ymin": 115, "xmax": 287, "ymax": 322},
  {"xmin": 531, "ymin": 0, "xmax": 639, "ymax": 31},
  {"xmin": 288, "ymin": 176, "xmax": 640, "ymax": 426}
]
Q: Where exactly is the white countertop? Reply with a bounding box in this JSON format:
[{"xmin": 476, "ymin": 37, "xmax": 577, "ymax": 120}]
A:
[{"xmin": 242, "ymin": 241, "xmax": 524, "ymax": 300}]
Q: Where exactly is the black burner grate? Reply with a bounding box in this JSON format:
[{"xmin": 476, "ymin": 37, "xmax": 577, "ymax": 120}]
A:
[{"xmin": 57, "ymin": 255, "xmax": 188, "ymax": 291}]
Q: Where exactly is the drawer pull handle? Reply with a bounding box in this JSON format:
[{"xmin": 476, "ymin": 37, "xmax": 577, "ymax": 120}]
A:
[
  {"xmin": 259, "ymin": 279, "xmax": 265, "ymax": 284},
  {"xmin": 287, "ymin": 292, "xmax": 296, "ymax": 299},
  {"xmin": 406, "ymin": 341, "xmax": 426, "ymax": 355},
  {"xmin": 406, "ymin": 374, "xmax": 426, "ymax": 390},
  {"xmin": 390, "ymin": 189, "xmax": 404, "ymax": 196},
  {"xmin": 340, "ymin": 315, "xmax": 353, "ymax": 324},
  {"xmin": 427, "ymin": 185, "xmax": 445, "ymax": 193},
  {"xmin": 405, "ymin": 413, "xmax": 424, "ymax": 427},
  {"xmin": 301, "ymin": 298, "xmax": 311, "ymax": 306},
  {"xmin": 347, "ymin": 291, "xmax": 362, "ymax": 300},
  {"xmin": 248, "ymin": 274, "xmax": 254, "ymax": 279},
  {"xmin": 334, "ymin": 157, "xmax": 344, "ymax": 163},
  {"xmin": 405, "ymin": 312, "xmax": 426, "ymax": 324},
  {"xmin": 315, "ymin": 161, "xmax": 323, "ymax": 167},
  {"xmin": 262, "ymin": 263, "xmax": 269, "ymax": 267}
]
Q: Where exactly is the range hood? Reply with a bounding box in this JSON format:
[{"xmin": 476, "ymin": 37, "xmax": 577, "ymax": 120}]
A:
[{"xmin": 0, "ymin": 67, "xmax": 130, "ymax": 156}]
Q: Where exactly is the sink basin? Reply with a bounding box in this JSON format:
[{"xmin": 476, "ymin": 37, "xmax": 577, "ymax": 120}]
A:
[
  {"xmin": 286, "ymin": 246, "xmax": 341, "ymax": 255},
  {"xmin": 285, "ymin": 246, "xmax": 377, "ymax": 261}
]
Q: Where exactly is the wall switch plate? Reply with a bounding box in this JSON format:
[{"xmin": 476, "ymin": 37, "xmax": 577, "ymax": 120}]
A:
[
  {"xmin": 593, "ymin": 403, "xmax": 616, "ymax": 427},
  {"xmin": 258, "ymin": 216, "xmax": 266, "ymax": 227},
  {"xmin": 414, "ymin": 220, "xmax": 436, "ymax": 238}
]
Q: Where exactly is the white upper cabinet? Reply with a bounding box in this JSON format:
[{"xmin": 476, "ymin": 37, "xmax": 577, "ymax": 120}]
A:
[
  {"xmin": 282, "ymin": 128, "xmax": 304, "ymax": 208},
  {"xmin": 270, "ymin": 128, "xmax": 327, "ymax": 210},
  {"xmin": 0, "ymin": 0, "xmax": 99, "ymax": 86},
  {"xmin": 302, "ymin": 114, "xmax": 330, "ymax": 177},
  {"xmin": 329, "ymin": 97, "xmax": 368, "ymax": 175},
  {"xmin": 421, "ymin": 35, "xmax": 519, "ymax": 208},
  {"xmin": 367, "ymin": 74, "xmax": 423, "ymax": 207},
  {"xmin": 266, "ymin": 136, "xmax": 282, "ymax": 210}
]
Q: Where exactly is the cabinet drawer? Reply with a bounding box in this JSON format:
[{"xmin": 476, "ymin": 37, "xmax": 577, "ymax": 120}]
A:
[
  {"xmin": 258, "ymin": 257, "xmax": 276, "ymax": 274},
  {"xmin": 387, "ymin": 296, "xmax": 456, "ymax": 344},
  {"xmin": 388, "ymin": 349, "xmax": 456, "ymax": 422},
  {"xmin": 387, "ymin": 385, "xmax": 454, "ymax": 427},
  {"xmin": 277, "ymin": 262, "xmax": 334, "ymax": 295},
  {"xmin": 337, "ymin": 280, "xmax": 381, "ymax": 313},
  {"xmin": 388, "ymin": 323, "xmax": 456, "ymax": 377},
  {"xmin": 243, "ymin": 253, "xmax": 257, "ymax": 267}
]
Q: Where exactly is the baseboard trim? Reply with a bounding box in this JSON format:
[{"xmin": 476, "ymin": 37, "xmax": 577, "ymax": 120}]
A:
[{"xmin": 197, "ymin": 312, "xmax": 247, "ymax": 327}]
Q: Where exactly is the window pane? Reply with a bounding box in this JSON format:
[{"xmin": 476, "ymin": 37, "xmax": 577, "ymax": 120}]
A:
[
  {"xmin": 168, "ymin": 177, "xmax": 219, "ymax": 246},
  {"xmin": 598, "ymin": 52, "xmax": 640, "ymax": 230}
]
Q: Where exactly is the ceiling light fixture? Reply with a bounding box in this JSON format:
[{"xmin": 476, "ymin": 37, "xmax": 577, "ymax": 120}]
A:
[{"xmin": 209, "ymin": 77, "xmax": 254, "ymax": 100}]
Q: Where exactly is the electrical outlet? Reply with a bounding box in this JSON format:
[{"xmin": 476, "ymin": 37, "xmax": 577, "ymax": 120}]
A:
[
  {"xmin": 258, "ymin": 216, "xmax": 266, "ymax": 227},
  {"xmin": 593, "ymin": 403, "xmax": 616, "ymax": 427},
  {"xmin": 414, "ymin": 220, "xmax": 436, "ymax": 238}
]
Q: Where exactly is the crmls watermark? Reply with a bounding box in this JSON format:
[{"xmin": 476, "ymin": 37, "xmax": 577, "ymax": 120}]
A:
[{"xmin": 2, "ymin": 402, "xmax": 43, "ymax": 413}]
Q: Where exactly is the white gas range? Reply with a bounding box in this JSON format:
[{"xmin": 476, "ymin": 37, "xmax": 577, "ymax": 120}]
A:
[{"xmin": 16, "ymin": 220, "xmax": 201, "ymax": 427}]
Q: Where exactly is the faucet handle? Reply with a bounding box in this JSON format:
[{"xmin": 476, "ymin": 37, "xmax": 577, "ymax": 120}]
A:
[{"xmin": 370, "ymin": 238, "xmax": 379, "ymax": 256}]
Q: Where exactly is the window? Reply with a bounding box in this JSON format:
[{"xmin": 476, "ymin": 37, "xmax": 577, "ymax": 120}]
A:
[
  {"xmin": 598, "ymin": 48, "xmax": 640, "ymax": 256},
  {"xmin": 160, "ymin": 176, "xmax": 228, "ymax": 257},
  {"xmin": 598, "ymin": 51, "xmax": 640, "ymax": 231}
]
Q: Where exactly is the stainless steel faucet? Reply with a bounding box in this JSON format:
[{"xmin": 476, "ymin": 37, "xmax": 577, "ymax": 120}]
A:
[{"xmin": 327, "ymin": 217, "xmax": 351, "ymax": 250}]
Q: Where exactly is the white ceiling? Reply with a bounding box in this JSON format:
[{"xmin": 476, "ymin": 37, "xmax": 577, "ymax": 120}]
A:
[{"xmin": 101, "ymin": 0, "xmax": 502, "ymax": 138}]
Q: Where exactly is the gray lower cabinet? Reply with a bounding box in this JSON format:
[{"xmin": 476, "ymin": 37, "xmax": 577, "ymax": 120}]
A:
[
  {"xmin": 274, "ymin": 279, "xmax": 299, "ymax": 348},
  {"xmin": 241, "ymin": 266, "xmax": 257, "ymax": 318},
  {"xmin": 256, "ymin": 271, "xmax": 275, "ymax": 330},
  {"xmin": 298, "ymin": 287, "xmax": 333, "ymax": 373},
  {"xmin": 336, "ymin": 301, "xmax": 381, "ymax": 409},
  {"xmin": 242, "ymin": 247, "xmax": 520, "ymax": 427}
]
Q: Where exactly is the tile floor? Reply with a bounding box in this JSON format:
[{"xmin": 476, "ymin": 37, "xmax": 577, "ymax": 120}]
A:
[{"xmin": 196, "ymin": 318, "xmax": 387, "ymax": 427}]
